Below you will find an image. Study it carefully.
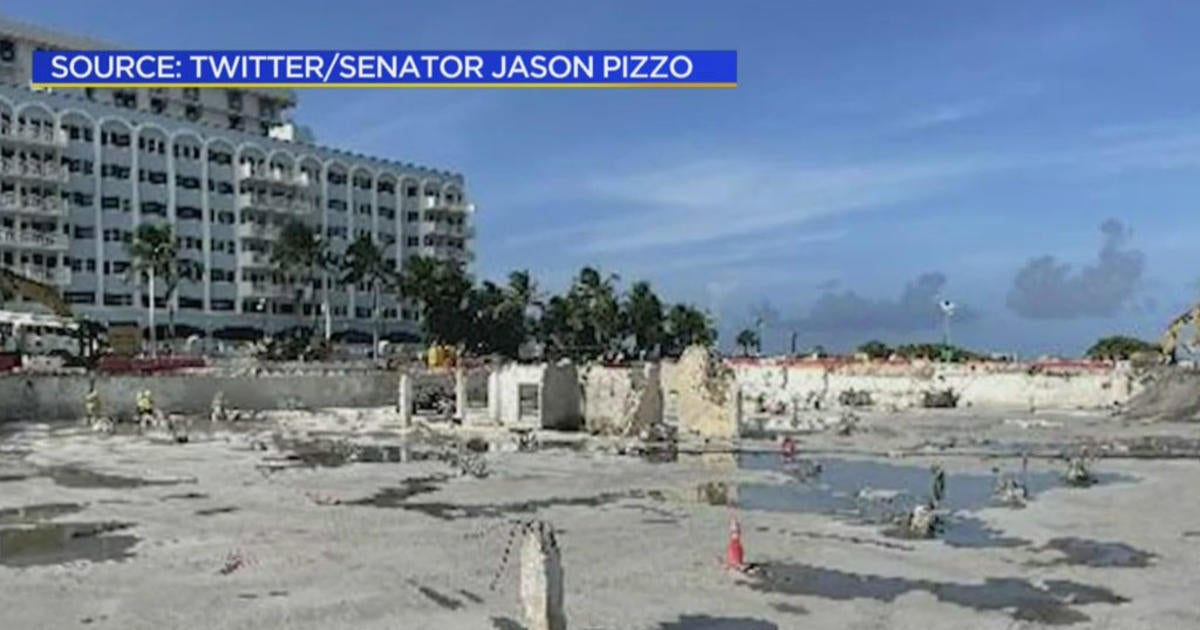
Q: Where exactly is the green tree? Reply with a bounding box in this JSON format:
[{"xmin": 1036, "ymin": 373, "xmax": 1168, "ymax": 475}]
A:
[
  {"xmin": 857, "ymin": 339, "xmax": 892, "ymax": 359},
  {"xmin": 399, "ymin": 256, "xmax": 474, "ymax": 346},
  {"xmin": 623, "ymin": 280, "xmax": 665, "ymax": 358},
  {"xmin": 270, "ymin": 220, "xmax": 336, "ymax": 334},
  {"xmin": 1085, "ymin": 335, "xmax": 1158, "ymax": 360},
  {"xmin": 341, "ymin": 235, "xmax": 394, "ymax": 356},
  {"xmin": 663, "ymin": 304, "xmax": 716, "ymax": 357},
  {"xmin": 571, "ymin": 267, "xmax": 622, "ymax": 358},
  {"xmin": 735, "ymin": 328, "xmax": 761, "ymax": 356},
  {"xmin": 126, "ymin": 223, "xmax": 180, "ymax": 356}
]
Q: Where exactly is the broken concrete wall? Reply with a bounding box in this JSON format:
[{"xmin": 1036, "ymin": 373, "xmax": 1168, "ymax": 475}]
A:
[
  {"xmin": 581, "ymin": 363, "xmax": 662, "ymax": 435},
  {"xmin": 488, "ymin": 363, "xmax": 582, "ymax": 430},
  {"xmin": 541, "ymin": 363, "xmax": 583, "ymax": 431},
  {"xmin": 665, "ymin": 346, "xmax": 740, "ymax": 441},
  {"xmin": 733, "ymin": 360, "xmax": 1141, "ymax": 413},
  {"xmin": 0, "ymin": 372, "xmax": 400, "ymax": 423}
]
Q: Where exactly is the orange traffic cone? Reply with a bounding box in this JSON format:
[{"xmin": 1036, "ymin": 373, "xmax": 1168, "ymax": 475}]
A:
[{"xmin": 725, "ymin": 516, "xmax": 745, "ymax": 571}]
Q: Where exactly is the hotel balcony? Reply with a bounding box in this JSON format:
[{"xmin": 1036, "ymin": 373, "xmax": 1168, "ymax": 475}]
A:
[
  {"xmin": 0, "ymin": 227, "xmax": 69, "ymax": 251},
  {"xmin": 237, "ymin": 192, "xmax": 315, "ymax": 216},
  {"xmin": 235, "ymin": 222, "xmax": 281, "ymax": 241},
  {"xmin": 237, "ymin": 250, "xmax": 273, "ymax": 269},
  {"xmin": 0, "ymin": 124, "xmax": 68, "ymax": 150},
  {"xmin": 3, "ymin": 264, "xmax": 71, "ymax": 286},
  {"xmin": 0, "ymin": 193, "xmax": 68, "ymax": 218},
  {"xmin": 238, "ymin": 280, "xmax": 292, "ymax": 299},
  {"xmin": 238, "ymin": 163, "xmax": 311, "ymax": 188},
  {"xmin": 0, "ymin": 159, "xmax": 69, "ymax": 184}
]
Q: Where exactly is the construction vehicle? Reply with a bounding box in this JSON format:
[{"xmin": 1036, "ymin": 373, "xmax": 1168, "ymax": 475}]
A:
[
  {"xmin": 1161, "ymin": 304, "xmax": 1200, "ymax": 362},
  {"xmin": 0, "ymin": 266, "xmax": 106, "ymax": 361},
  {"xmin": 0, "ymin": 266, "xmax": 73, "ymax": 318}
]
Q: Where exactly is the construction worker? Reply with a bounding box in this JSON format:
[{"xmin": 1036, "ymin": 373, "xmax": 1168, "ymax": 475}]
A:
[{"xmin": 136, "ymin": 389, "xmax": 156, "ymax": 428}]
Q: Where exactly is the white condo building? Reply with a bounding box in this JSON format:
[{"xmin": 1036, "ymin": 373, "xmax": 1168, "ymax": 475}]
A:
[{"xmin": 0, "ymin": 17, "xmax": 475, "ymax": 342}]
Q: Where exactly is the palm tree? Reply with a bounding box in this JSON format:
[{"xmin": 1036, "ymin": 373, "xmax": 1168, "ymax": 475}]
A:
[
  {"xmin": 342, "ymin": 235, "xmax": 394, "ymax": 356},
  {"xmin": 664, "ymin": 304, "xmax": 716, "ymax": 357},
  {"xmin": 270, "ymin": 220, "xmax": 335, "ymax": 337},
  {"xmin": 623, "ymin": 280, "xmax": 665, "ymax": 358},
  {"xmin": 127, "ymin": 223, "xmax": 180, "ymax": 357},
  {"xmin": 399, "ymin": 255, "xmax": 473, "ymax": 347},
  {"xmin": 735, "ymin": 328, "xmax": 760, "ymax": 356}
]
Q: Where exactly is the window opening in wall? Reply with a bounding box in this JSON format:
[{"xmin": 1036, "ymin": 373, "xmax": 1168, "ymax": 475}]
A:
[{"xmin": 518, "ymin": 384, "xmax": 541, "ymax": 419}]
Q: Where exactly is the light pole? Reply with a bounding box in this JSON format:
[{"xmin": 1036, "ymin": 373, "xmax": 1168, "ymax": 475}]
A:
[{"xmin": 939, "ymin": 300, "xmax": 955, "ymax": 362}]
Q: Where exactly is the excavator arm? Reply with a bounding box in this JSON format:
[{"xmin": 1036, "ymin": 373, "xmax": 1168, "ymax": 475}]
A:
[
  {"xmin": 1161, "ymin": 304, "xmax": 1200, "ymax": 360},
  {"xmin": 0, "ymin": 267, "xmax": 73, "ymax": 318}
]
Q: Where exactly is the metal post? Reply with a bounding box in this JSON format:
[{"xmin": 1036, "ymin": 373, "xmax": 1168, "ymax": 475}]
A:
[{"xmin": 148, "ymin": 266, "xmax": 157, "ymax": 358}]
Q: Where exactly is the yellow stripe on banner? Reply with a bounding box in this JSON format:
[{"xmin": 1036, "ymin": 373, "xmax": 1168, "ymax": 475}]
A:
[{"xmin": 30, "ymin": 82, "xmax": 738, "ymax": 89}]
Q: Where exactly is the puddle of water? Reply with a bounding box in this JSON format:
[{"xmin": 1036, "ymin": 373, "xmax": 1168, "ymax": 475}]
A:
[
  {"xmin": 346, "ymin": 475, "xmax": 449, "ymax": 508},
  {"xmin": 769, "ymin": 602, "xmax": 808, "ymax": 616},
  {"xmin": 747, "ymin": 562, "xmax": 1127, "ymax": 626},
  {"xmin": 1034, "ymin": 537, "xmax": 1155, "ymax": 568},
  {"xmin": 490, "ymin": 617, "xmax": 524, "ymax": 630},
  {"xmin": 0, "ymin": 474, "xmax": 29, "ymax": 483},
  {"xmin": 0, "ymin": 503, "xmax": 84, "ymax": 525},
  {"xmin": 268, "ymin": 437, "xmax": 437, "ymax": 468},
  {"xmin": 723, "ymin": 455, "xmax": 1126, "ymax": 548},
  {"xmin": 374, "ymin": 490, "xmax": 648, "ymax": 520},
  {"xmin": 655, "ymin": 615, "xmax": 779, "ymax": 629},
  {"xmin": 46, "ymin": 466, "xmax": 190, "ymax": 489},
  {"xmin": 0, "ymin": 522, "xmax": 139, "ymax": 567},
  {"xmin": 195, "ymin": 506, "xmax": 239, "ymax": 516},
  {"xmin": 415, "ymin": 585, "xmax": 463, "ymax": 610},
  {"xmin": 162, "ymin": 492, "xmax": 208, "ymax": 501}
]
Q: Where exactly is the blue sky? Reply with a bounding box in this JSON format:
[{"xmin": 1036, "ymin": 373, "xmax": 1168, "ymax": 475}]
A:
[{"xmin": 10, "ymin": 1, "xmax": 1200, "ymax": 356}]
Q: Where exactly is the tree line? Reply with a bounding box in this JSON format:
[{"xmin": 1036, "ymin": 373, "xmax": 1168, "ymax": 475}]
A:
[{"xmin": 123, "ymin": 220, "xmax": 717, "ymax": 360}]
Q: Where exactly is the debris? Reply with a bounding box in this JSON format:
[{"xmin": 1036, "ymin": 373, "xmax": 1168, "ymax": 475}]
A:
[
  {"xmin": 218, "ymin": 549, "xmax": 250, "ymax": 575},
  {"xmin": 838, "ymin": 389, "xmax": 873, "ymax": 408},
  {"xmin": 904, "ymin": 503, "xmax": 941, "ymax": 538},
  {"xmin": 210, "ymin": 391, "xmax": 230, "ymax": 423},
  {"xmin": 922, "ymin": 389, "xmax": 960, "ymax": 409},
  {"xmin": 1065, "ymin": 456, "xmax": 1095, "ymax": 487},
  {"xmin": 1004, "ymin": 418, "xmax": 1064, "ymax": 429},
  {"xmin": 993, "ymin": 474, "xmax": 1028, "ymax": 506},
  {"xmin": 519, "ymin": 521, "xmax": 566, "ymax": 630}
]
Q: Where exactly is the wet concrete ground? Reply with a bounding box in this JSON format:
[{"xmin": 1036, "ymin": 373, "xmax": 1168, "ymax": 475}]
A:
[{"xmin": 0, "ymin": 407, "xmax": 1198, "ymax": 629}]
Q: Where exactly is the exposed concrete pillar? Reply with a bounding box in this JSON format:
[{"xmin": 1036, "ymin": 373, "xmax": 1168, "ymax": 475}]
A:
[
  {"xmin": 455, "ymin": 366, "xmax": 468, "ymax": 421},
  {"xmin": 520, "ymin": 528, "xmax": 566, "ymax": 630},
  {"xmin": 398, "ymin": 373, "xmax": 413, "ymax": 427},
  {"xmin": 488, "ymin": 370, "xmax": 502, "ymax": 424}
]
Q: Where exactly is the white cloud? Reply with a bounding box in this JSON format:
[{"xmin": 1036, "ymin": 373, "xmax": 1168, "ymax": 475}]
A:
[{"xmin": 557, "ymin": 156, "xmax": 1002, "ymax": 254}]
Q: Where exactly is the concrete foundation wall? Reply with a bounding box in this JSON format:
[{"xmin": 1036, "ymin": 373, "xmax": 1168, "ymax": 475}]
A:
[
  {"xmin": 0, "ymin": 372, "xmax": 399, "ymax": 423},
  {"xmin": 488, "ymin": 363, "xmax": 582, "ymax": 430},
  {"xmin": 581, "ymin": 364, "xmax": 662, "ymax": 435},
  {"xmin": 732, "ymin": 361, "xmax": 1141, "ymax": 412}
]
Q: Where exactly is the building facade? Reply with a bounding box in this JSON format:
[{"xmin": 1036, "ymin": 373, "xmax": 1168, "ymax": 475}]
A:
[{"xmin": 0, "ymin": 18, "xmax": 475, "ymax": 341}]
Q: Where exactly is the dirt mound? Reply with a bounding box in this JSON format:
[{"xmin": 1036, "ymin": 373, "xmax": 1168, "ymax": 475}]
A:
[{"xmin": 1121, "ymin": 367, "xmax": 1200, "ymax": 421}]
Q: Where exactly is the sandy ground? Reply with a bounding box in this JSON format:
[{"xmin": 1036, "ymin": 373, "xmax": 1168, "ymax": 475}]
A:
[{"xmin": 2, "ymin": 407, "xmax": 1200, "ymax": 629}]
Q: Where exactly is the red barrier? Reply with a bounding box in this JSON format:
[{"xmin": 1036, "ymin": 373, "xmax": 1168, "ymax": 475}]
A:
[
  {"xmin": 97, "ymin": 355, "xmax": 206, "ymax": 374},
  {"xmin": 0, "ymin": 353, "xmax": 19, "ymax": 373}
]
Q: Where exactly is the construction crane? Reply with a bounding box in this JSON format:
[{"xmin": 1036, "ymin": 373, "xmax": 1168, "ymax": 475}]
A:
[{"xmin": 1161, "ymin": 304, "xmax": 1200, "ymax": 362}]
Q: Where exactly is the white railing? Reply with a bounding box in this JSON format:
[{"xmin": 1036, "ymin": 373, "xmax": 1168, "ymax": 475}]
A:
[
  {"xmin": 237, "ymin": 251, "xmax": 271, "ymax": 268},
  {"xmin": 0, "ymin": 124, "xmax": 68, "ymax": 148},
  {"xmin": 0, "ymin": 228, "xmax": 68, "ymax": 250},
  {"xmin": 7, "ymin": 264, "xmax": 72, "ymax": 285},
  {"xmin": 0, "ymin": 159, "xmax": 69, "ymax": 183},
  {"xmin": 0, "ymin": 192, "xmax": 67, "ymax": 215},
  {"xmin": 238, "ymin": 280, "xmax": 289, "ymax": 298},
  {"xmin": 239, "ymin": 163, "xmax": 309, "ymax": 187},
  {"xmin": 235, "ymin": 222, "xmax": 279, "ymax": 240}
]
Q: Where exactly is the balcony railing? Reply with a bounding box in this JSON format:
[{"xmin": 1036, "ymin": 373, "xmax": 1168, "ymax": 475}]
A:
[
  {"xmin": 236, "ymin": 192, "xmax": 315, "ymax": 215},
  {"xmin": 238, "ymin": 280, "xmax": 291, "ymax": 299},
  {"xmin": 235, "ymin": 222, "xmax": 280, "ymax": 240},
  {"xmin": 4, "ymin": 264, "xmax": 72, "ymax": 286},
  {"xmin": 0, "ymin": 227, "xmax": 68, "ymax": 250},
  {"xmin": 237, "ymin": 250, "xmax": 272, "ymax": 268},
  {"xmin": 238, "ymin": 163, "xmax": 311, "ymax": 187},
  {"xmin": 0, "ymin": 124, "xmax": 68, "ymax": 149},
  {"xmin": 0, "ymin": 159, "xmax": 69, "ymax": 183},
  {"xmin": 0, "ymin": 192, "xmax": 67, "ymax": 216}
]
